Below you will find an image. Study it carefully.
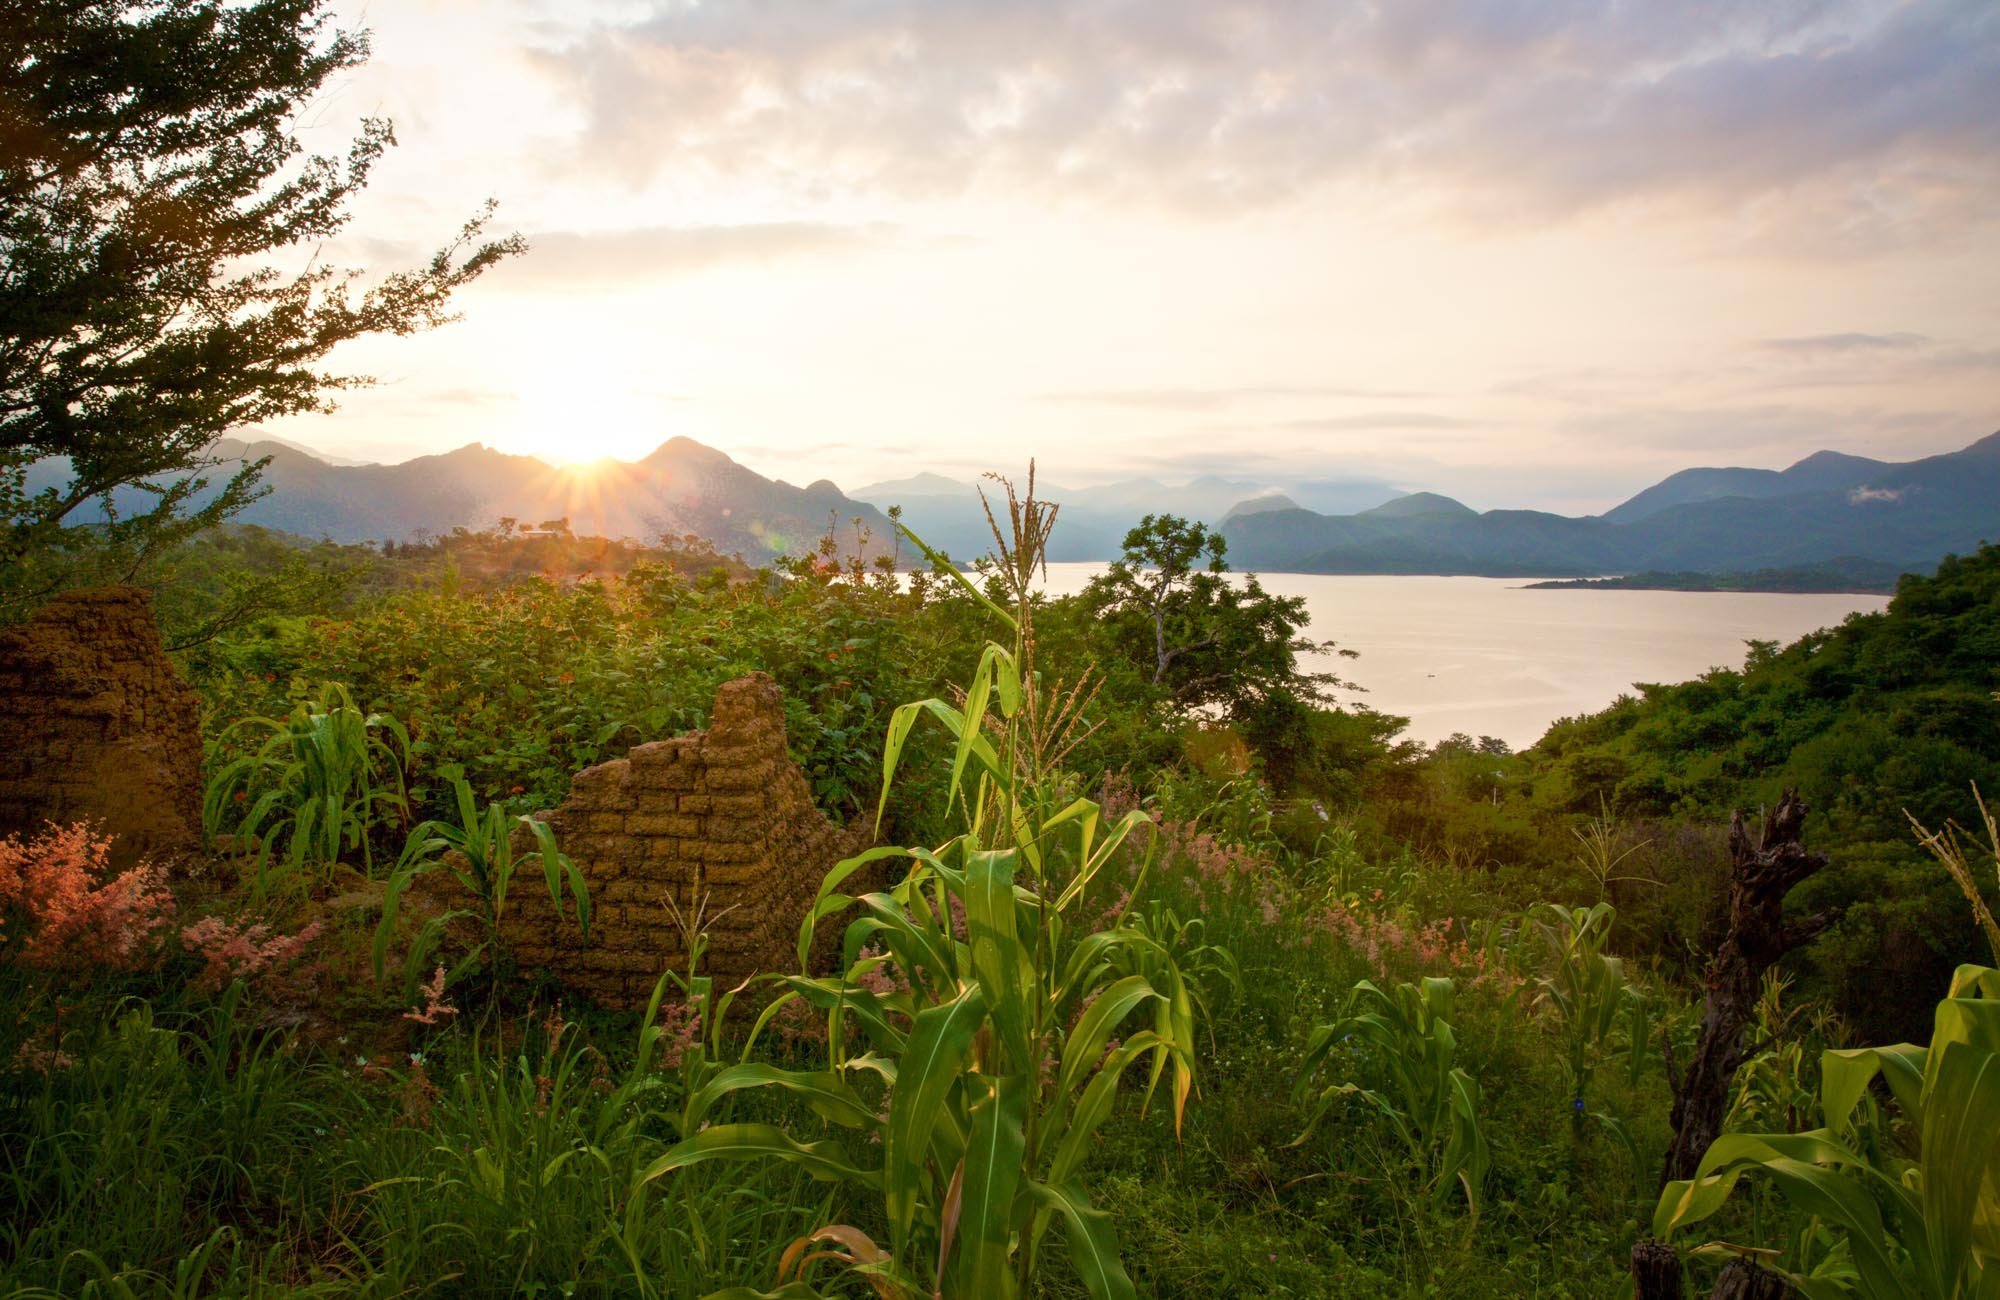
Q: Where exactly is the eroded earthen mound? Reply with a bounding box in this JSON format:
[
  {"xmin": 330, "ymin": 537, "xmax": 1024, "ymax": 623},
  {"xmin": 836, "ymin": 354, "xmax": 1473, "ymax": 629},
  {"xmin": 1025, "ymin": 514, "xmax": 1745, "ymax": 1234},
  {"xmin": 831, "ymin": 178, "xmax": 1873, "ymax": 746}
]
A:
[{"xmin": 0, "ymin": 587, "xmax": 202, "ymax": 870}]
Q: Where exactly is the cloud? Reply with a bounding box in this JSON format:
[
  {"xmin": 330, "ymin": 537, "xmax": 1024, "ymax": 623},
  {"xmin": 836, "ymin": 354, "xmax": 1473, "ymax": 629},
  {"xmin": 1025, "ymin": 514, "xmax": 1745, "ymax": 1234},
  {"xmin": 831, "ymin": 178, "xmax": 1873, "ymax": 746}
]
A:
[
  {"xmin": 490, "ymin": 222, "xmax": 898, "ymax": 288},
  {"xmin": 1759, "ymin": 332, "xmax": 1933, "ymax": 353},
  {"xmin": 1274, "ymin": 412, "xmax": 1479, "ymax": 432},
  {"xmin": 1040, "ymin": 384, "xmax": 1430, "ymax": 410},
  {"xmin": 1554, "ymin": 401, "xmax": 1975, "ymax": 457},
  {"xmin": 1739, "ymin": 332, "xmax": 2000, "ymax": 390},
  {"xmin": 526, "ymin": 0, "xmax": 2000, "ymax": 239}
]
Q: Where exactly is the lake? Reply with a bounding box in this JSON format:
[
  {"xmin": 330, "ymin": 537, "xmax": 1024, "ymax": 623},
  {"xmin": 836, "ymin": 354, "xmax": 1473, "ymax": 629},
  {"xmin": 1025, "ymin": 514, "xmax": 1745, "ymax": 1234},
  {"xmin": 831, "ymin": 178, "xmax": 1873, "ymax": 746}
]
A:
[{"xmin": 1032, "ymin": 564, "xmax": 1890, "ymax": 749}]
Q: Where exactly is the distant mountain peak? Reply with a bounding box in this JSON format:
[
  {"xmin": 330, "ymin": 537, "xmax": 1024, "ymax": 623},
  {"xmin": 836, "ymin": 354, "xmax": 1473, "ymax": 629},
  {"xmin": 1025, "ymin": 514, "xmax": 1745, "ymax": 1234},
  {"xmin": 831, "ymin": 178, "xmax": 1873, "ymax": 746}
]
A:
[
  {"xmin": 1223, "ymin": 493, "xmax": 1301, "ymax": 520},
  {"xmin": 1788, "ymin": 449, "xmax": 1871, "ymax": 470},
  {"xmin": 849, "ymin": 471, "xmax": 974, "ymax": 501},
  {"xmin": 642, "ymin": 435, "xmax": 732, "ymax": 466},
  {"xmin": 1360, "ymin": 491, "xmax": 1475, "ymax": 519}
]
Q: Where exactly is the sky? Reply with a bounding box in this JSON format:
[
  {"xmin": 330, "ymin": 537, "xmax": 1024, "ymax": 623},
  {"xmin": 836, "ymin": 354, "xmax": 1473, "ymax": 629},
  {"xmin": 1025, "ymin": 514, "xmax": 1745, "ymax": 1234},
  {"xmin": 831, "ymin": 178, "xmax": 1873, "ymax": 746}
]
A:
[{"xmin": 274, "ymin": 0, "xmax": 2000, "ymax": 514}]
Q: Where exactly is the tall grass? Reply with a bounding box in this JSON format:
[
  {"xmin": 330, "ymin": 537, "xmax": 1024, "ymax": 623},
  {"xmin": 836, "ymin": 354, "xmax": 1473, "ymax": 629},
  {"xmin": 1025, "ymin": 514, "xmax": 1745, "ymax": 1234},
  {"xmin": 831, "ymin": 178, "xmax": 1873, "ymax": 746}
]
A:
[
  {"xmin": 1296, "ymin": 975, "xmax": 1491, "ymax": 1216},
  {"xmin": 0, "ymin": 987, "xmax": 340, "ymax": 1296}
]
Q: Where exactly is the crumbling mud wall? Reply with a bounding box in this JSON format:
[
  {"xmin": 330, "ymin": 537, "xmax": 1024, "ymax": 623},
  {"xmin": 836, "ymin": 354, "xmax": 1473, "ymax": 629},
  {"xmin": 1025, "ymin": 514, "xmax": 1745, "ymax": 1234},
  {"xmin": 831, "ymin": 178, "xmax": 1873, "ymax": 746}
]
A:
[
  {"xmin": 502, "ymin": 672, "xmax": 872, "ymax": 1009},
  {"xmin": 0, "ymin": 587, "xmax": 203, "ymax": 870}
]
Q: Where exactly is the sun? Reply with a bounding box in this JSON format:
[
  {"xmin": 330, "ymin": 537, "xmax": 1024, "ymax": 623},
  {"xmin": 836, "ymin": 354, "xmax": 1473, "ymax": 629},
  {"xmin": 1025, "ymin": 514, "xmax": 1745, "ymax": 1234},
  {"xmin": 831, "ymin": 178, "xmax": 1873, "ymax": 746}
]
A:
[{"xmin": 496, "ymin": 376, "xmax": 682, "ymax": 466}]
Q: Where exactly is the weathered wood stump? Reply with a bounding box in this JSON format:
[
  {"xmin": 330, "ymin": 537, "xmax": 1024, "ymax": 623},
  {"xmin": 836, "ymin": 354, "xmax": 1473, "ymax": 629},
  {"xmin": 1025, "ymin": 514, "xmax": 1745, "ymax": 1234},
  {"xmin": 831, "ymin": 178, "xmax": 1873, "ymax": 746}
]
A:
[
  {"xmin": 1660, "ymin": 790, "xmax": 1832, "ymax": 1186},
  {"xmin": 1631, "ymin": 1246, "xmax": 1797, "ymax": 1299},
  {"xmin": 1710, "ymin": 1258, "xmax": 1796, "ymax": 1300},
  {"xmin": 1631, "ymin": 1240, "xmax": 1682, "ymax": 1300}
]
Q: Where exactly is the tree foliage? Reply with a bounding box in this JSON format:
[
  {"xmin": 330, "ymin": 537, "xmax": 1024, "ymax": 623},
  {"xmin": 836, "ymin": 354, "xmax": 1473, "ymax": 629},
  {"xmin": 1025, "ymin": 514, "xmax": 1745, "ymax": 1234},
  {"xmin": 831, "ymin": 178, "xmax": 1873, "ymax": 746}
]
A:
[
  {"xmin": 0, "ymin": 0, "xmax": 523, "ymax": 615},
  {"xmin": 1082, "ymin": 514, "xmax": 1346, "ymax": 718}
]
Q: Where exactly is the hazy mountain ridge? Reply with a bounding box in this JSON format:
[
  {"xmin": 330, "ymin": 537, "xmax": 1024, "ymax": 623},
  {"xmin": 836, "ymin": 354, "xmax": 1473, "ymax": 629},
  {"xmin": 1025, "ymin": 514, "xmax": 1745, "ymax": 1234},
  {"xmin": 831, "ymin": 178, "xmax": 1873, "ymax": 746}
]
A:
[
  {"xmin": 30, "ymin": 435, "xmax": 898, "ymax": 566},
  {"xmin": 1599, "ymin": 449, "xmax": 1892, "ymax": 524},
  {"xmin": 847, "ymin": 471, "xmax": 1404, "ymax": 562},
  {"xmin": 1223, "ymin": 431, "xmax": 2000, "ymax": 576},
  {"xmin": 27, "ymin": 428, "xmax": 1997, "ymax": 576}
]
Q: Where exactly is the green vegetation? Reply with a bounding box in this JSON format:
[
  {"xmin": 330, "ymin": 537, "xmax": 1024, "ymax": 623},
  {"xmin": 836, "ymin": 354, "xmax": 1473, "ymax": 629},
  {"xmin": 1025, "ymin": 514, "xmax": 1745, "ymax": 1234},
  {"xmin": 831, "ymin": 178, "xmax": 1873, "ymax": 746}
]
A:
[
  {"xmin": 10, "ymin": 6, "xmax": 1995, "ymax": 1294},
  {"xmin": 1295, "ymin": 975, "xmax": 1491, "ymax": 1214},
  {"xmin": 644, "ymin": 489, "xmax": 1204, "ymax": 1298},
  {"xmin": 202, "ymin": 682, "xmax": 412, "ymax": 890},
  {"xmin": 1377, "ymin": 545, "xmax": 2000, "ymax": 1041},
  {"xmin": 3, "ymin": 504, "xmax": 1998, "ymax": 1296},
  {"xmin": 0, "ymin": 0, "xmax": 521, "ymax": 619},
  {"xmin": 1657, "ymin": 964, "xmax": 2000, "ymax": 1298},
  {"xmin": 1524, "ymin": 557, "xmax": 1913, "ymax": 594}
]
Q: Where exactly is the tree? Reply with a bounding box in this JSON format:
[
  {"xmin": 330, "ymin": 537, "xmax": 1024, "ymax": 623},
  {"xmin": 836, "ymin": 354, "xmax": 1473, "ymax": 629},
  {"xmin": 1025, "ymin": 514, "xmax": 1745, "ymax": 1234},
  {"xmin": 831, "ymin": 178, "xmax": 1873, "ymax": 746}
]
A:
[
  {"xmin": 1082, "ymin": 513, "xmax": 1348, "ymax": 717},
  {"xmin": 0, "ymin": 0, "xmax": 524, "ymax": 616}
]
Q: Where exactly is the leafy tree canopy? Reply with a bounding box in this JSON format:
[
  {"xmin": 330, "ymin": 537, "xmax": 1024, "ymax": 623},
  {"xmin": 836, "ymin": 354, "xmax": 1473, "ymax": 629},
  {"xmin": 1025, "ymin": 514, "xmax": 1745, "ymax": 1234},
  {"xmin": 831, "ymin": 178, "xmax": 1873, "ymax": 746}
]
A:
[
  {"xmin": 0, "ymin": 0, "xmax": 523, "ymax": 616},
  {"xmin": 1082, "ymin": 513, "xmax": 1349, "ymax": 717}
]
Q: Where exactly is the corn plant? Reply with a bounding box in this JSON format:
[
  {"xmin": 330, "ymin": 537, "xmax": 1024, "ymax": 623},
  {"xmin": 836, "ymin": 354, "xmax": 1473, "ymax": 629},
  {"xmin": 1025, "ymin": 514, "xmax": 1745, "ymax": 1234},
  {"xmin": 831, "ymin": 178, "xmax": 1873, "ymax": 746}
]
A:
[
  {"xmin": 202, "ymin": 682, "xmax": 410, "ymax": 890},
  {"xmin": 1910, "ymin": 786, "xmax": 2000, "ymax": 966},
  {"xmin": 1724, "ymin": 971, "xmax": 1843, "ymax": 1138},
  {"xmin": 1107, "ymin": 902, "xmax": 1242, "ymax": 1047},
  {"xmin": 636, "ymin": 473, "xmax": 1204, "ymax": 1300},
  {"xmin": 1295, "ymin": 975, "xmax": 1490, "ymax": 1214},
  {"xmin": 1533, "ymin": 902, "xmax": 1652, "ymax": 1124},
  {"xmin": 1656, "ymin": 964, "xmax": 2000, "ymax": 1299},
  {"xmin": 1571, "ymin": 797, "xmax": 1659, "ymax": 901},
  {"xmin": 372, "ymin": 770, "xmax": 589, "ymax": 997}
]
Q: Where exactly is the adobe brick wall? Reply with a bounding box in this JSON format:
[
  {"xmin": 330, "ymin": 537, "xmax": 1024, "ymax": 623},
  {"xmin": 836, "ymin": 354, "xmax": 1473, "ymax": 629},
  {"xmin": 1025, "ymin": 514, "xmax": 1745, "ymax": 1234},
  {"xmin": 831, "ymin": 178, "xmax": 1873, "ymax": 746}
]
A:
[
  {"xmin": 0, "ymin": 586, "xmax": 202, "ymax": 870},
  {"xmin": 500, "ymin": 672, "xmax": 873, "ymax": 1009}
]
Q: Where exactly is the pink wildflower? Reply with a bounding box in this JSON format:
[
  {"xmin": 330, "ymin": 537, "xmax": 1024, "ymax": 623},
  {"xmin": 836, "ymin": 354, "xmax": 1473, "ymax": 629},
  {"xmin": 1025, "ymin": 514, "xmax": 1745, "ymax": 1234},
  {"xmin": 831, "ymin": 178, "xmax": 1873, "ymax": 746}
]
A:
[
  {"xmin": 0, "ymin": 822, "xmax": 174, "ymax": 973},
  {"xmin": 403, "ymin": 964, "xmax": 459, "ymax": 1025},
  {"xmin": 656, "ymin": 994, "xmax": 704, "ymax": 1070},
  {"xmin": 180, "ymin": 915, "xmax": 324, "ymax": 997}
]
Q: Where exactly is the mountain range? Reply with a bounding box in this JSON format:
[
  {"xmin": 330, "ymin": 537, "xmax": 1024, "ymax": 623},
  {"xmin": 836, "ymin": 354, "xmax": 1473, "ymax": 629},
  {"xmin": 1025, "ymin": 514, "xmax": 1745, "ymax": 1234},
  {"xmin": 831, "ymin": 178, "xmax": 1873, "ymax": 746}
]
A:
[
  {"xmin": 27, "ymin": 428, "xmax": 2000, "ymax": 576},
  {"xmin": 29, "ymin": 436, "xmax": 898, "ymax": 566},
  {"xmin": 844, "ymin": 471, "xmax": 1403, "ymax": 562},
  {"xmin": 1216, "ymin": 431, "xmax": 2000, "ymax": 576}
]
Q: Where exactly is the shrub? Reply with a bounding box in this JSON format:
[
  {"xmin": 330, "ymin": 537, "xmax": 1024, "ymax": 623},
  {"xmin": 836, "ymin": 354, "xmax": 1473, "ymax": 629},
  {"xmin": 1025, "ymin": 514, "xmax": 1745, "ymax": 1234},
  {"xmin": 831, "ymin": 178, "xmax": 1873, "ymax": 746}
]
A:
[
  {"xmin": 178, "ymin": 915, "xmax": 324, "ymax": 1001},
  {"xmin": 0, "ymin": 822, "xmax": 173, "ymax": 975}
]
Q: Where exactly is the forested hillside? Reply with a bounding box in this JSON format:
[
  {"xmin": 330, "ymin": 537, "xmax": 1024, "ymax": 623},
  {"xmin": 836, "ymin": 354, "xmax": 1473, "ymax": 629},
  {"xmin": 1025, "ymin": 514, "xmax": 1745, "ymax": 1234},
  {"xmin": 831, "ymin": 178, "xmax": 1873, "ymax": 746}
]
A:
[{"xmin": 1385, "ymin": 544, "xmax": 2000, "ymax": 1039}]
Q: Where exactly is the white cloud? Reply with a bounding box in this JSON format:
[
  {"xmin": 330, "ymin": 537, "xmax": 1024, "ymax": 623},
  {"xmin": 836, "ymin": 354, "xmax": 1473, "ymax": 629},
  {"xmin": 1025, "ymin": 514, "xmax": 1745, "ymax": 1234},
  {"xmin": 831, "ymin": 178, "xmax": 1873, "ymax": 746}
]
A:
[{"xmin": 526, "ymin": 0, "xmax": 2000, "ymax": 242}]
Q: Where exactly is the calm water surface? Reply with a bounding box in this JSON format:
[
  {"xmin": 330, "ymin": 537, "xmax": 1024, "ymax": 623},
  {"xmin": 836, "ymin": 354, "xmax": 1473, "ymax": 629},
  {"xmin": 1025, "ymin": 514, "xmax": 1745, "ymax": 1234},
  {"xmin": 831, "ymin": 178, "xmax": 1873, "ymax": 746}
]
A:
[{"xmin": 1032, "ymin": 564, "xmax": 1889, "ymax": 749}]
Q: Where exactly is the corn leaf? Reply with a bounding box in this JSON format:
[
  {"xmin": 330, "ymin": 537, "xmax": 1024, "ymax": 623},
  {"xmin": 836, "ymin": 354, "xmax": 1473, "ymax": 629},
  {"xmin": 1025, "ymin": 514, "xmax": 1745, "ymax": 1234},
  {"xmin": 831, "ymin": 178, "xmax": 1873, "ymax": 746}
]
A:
[
  {"xmin": 954, "ymin": 1073, "xmax": 1029, "ymax": 1299},
  {"xmin": 1023, "ymin": 1180, "xmax": 1135, "ymax": 1300},
  {"xmin": 885, "ymin": 985, "xmax": 989, "ymax": 1254},
  {"xmin": 637, "ymin": 1123, "xmax": 880, "ymax": 1190}
]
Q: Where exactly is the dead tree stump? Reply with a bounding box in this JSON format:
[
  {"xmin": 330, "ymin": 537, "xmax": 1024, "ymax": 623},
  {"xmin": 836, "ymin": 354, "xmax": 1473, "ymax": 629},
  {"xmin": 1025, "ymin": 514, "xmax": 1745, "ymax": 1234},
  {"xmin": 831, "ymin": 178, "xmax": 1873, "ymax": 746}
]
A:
[
  {"xmin": 1659, "ymin": 790, "xmax": 1832, "ymax": 1186},
  {"xmin": 1631, "ymin": 1240, "xmax": 1683, "ymax": 1300},
  {"xmin": 1709, "ymin": 1258, "xmax": 1796, "ymax": 1300}
]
